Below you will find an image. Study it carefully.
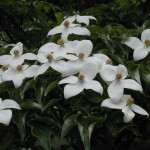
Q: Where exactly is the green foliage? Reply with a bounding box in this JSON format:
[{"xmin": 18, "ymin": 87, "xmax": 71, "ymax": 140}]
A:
[{"xmin": 0, "ymin": 0, "xmax": 150, "ymax": 150}]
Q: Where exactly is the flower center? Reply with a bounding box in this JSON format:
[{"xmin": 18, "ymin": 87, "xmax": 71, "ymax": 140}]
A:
[
  {"xmin": 1, "ymin": 65, "xmax": 8, "ymax": 71},
  {"xmin": 116, "ymin": 73, "xmax": 122, "ymax": 79},
  {"xmin": 14, "ymin": 50, "xmax": 19, "ymax": 56},
  {"xmin": 127, "ymin": 98, "xmax": 134, "ymax": 105},
  {"xmin": 64, "ymin": 21, "xmax": 70, "ymax": 27},
  {"xmin": 78, "ymin": 53, "xmax": 85, "ymax": 59},
  {"xmin": 144, "ymin": 40, "xmax": 150, "ymax": 47},
  {"xmin": 47, "ymin": 54, "xmax": 53, "ymax": 61},
  {"xmin": 78, "ymin": 74, "xmax": 84, "ymax": 81},
  {"xmin": 16, "ymin": 65, "xmax": 23, "ymax": 71},
  {"xmin": 106, "ymin": 59, "xmax": 112, "ymax": 65},
  {"xmin": 73, "ymin": 10, "xmax": 80, "ymax": 15},
  {"xmin": 57, "ymin": 39, "xmax": 65, "ymax": 46}
]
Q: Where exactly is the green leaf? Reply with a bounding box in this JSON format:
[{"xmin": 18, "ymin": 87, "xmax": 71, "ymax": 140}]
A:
[
  {"xmin": 78, "ymin": 122, "xmax": 96, "ymax": 150},
  {"xmin": 140, "ymin": 65, "xmax": 150, "ymax": 89},
  {"xmin": 34, "ymin": 83, "xmax": 45, "ymax": 104},
  {"xmin": 55, "ymin": 12, "xmax": 64, "ymax": 24},
  {"xmin": 44, "ymin": 80, "xmax": 59, "ymax": 96},
  {"xmin": 29, "ymin": 122, "xmax": 52, "ymax": 150},
  {"xmin": 21, "ymin": 100, "xmax": 42, "ymax": 110},
  {"xmin": 61, "ymin": 114, "xmax": 78, "ymax": 139},
  {"xmin": 86, "ymin": 25, "xmax": 101, "ymax": 34},
  {"xmin": 0, "ymin": 81, "xmax": 14, "ymax": 92},
  {"xmin": 86, "ymin": 116, "xmax": 105, "ymax": 123},
  {"xmin": 33, "ymin": 114, "xmax": 61, "ymax": 128},
  {"xmin": 42, "ymin": 99, "xmax": 60, "ymax": 112},
  {"xmin": 13, "ymin": 111, "xmax": 28, "ymax": 141},
  {"xmin": 20, "ymin": 79, "xmax": 35, "ymax": 99}
]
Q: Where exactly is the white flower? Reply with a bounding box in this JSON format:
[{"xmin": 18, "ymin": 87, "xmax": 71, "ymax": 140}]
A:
[
  {"xmin": 123, "ymin": 29, "xmax": 150, "ymax": 61},
  {"xmin": 0, "ymin": 42, "xmax": 36, "ymax": 67},
  {"xmin": 38, "ymin": 39, "xmax": 79, "ymax": 60},
  {"xmin": 2, "ymin": 64, "xmax": 39, "ymax": 88},
  {"xmin": 100, "ymin": 64, "xmax": 142, "ymax": 102},
  {"xmin": 35, "ymin": 51, "xmax": 66, "ymax": 77},
  {"xmin": 0, "ymin": 98, "xmax": 21, "ymax": 125},
  {"xmin": 101, "ymin": 94, "xmax": 149, "ymax": 123},
  {"xmin": 59, "ymin": 62, "xmax": 103, "ymax": 99},
  {"xmin": 47, "ymin": 20, "xmax": 90, "ymax": 41},
  {"xmin": 64, "ymin": 11, "xmax": 96, "ymax": 25}
]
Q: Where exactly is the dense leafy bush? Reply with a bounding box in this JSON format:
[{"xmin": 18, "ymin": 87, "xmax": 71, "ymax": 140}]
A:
[{"xmin": 0, "ymin": 0, "xmax": 150, "ymax": 150}]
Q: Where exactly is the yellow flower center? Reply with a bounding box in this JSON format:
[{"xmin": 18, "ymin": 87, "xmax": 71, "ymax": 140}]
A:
[
  {"xmin": 127, "ymin": 98, "xmax": 134, "ymax": 105},
  {"xmin": 16, "ymin": 65, "xmax": 23, "ymax": 71},
  {"xmin": 78, "ymin": 53, "xmax": 85, "ymax": 59},
  {"xmin": 144, "ymin": 40, "xmax": 150, "ymax": 46},
  {"xmin": 1, "ymin": 65, "xmax": 8, "ymax": 71},
  {"xmin": 73, "ymin": 10, "xmax": 80, "ymax": 15},
  {"xmin": 46, "ymin": 54, "xmax": 53, "ymax": 61},
  {"xmin": 116, "ymin": 73, "xmax": 122, "ymax": 79},
  {"xmin": 106, "ymin": 59, "xmax": 112, "ymax": 65},
  {"xmin": 64, "ymin": 21, "xmax": 70, "ymax": 27},
  {"xmin": 57, "ymin": 39, "xmax": 65, "ymax": 46},
  {"xmin": 14, "ymin": 50, "xmax": 19, "ymax": 56},
  {"xmin": 78, "ymin": 74, "xmax": 84, "ymax": 81}
]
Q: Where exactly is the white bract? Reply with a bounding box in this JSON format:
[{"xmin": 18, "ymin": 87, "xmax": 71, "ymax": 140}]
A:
[
  {"xmin": 0, "ymin": 98, "xmax": 21, "ymax": 125},
  {"xmin": 3, "ymin": 44, "xmax": 15, "ymax": 48},
  {"xmin": 64, "ymin": 11, "xmax": 96, "ymax": 25},
  {"xmin": 2, "ymin": 64, "xmax": 39, "ymax": 88},
  {"xmin": 123, "ymin": 29, "xmax": 150, "ymax": 61},
  {"xmin": 101, "ymin": 94, "xmax": 149, "ymax": 123},
  {"xmin": 47, "ymin": 20, "xmax": 90, "ymax": 41},
  {"xmin": 64, "ymin": 40, "xmax": 93, "ymax": 60},
  {"xmin": 59, "ymin": 62, "xmax": 103, "ymax": 99},
  {"xmin": 100, "ymin": 64, "xmax": 142, "ymax": 102},
  {"xmin": 93, "ymin": 53, "xmax": 113, "ymax": 71},
  {"xmin": 0, "ymin": 42, "xmax": 36, "ymax": 67}
]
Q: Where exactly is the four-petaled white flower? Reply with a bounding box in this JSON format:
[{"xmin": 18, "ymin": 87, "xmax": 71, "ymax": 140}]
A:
[
  {"xmin": 2, "ymin": 64, "xmax": 39, "ymax": 88},
  {"xmin": 0, "ymin": 42, "xmax": 37, "ymax": 67},
  {"xmin": 59, "ymin": 62, "xmax": 103, "ymax": 99},
  {"xmin": 123, "ymin": 29, "xmax": 150, "ymax": 61},
  {"xmin": 101, "ymin": 94, "xmax": 149, "ymax": 123},
  {"xmin": 100, "ymin": 64, "xmax": 142, "ymax": 102},
  {"xmin": 64, "ymin": 11, "xmax": 96, "ymax": 25},
  {"xmin": 0, "ymin": 98, "xmax": 21, "ymax": 125},
  {"xmin": 36, "ymin": 51, "xmax": 66, "ymax": 77},
  {"xmin": 47, "ymin": 20, "xmax": 90, "ymax": 41}
]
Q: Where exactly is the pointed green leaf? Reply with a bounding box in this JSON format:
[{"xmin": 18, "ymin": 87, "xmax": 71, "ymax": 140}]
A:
[
  {"xmin": 42, "ymin": 99, "xmax": 60, "ymax": 112},
  {"xmin": 44, "ymin": 80, "xmax": 59, "ymax": 96},
  {"xmin": 21, "ymin": 100, "xmax": 42, "ymax": 110},
  {"xmin": 20, "ymin": 79, "xmax": 35, "ymax": 99},
  {"xmin": 13, "ymin": 111, "xmax": 28, "ymax": 141},
  {"xmin": 61, "ymin": 114, "xmax": 78, "ymax": 139}
]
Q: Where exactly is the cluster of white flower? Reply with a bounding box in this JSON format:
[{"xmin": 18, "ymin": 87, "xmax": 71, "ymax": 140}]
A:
[{"xmin": 0, "ymin": 12, "xmax": 149, "ymax": 125}]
